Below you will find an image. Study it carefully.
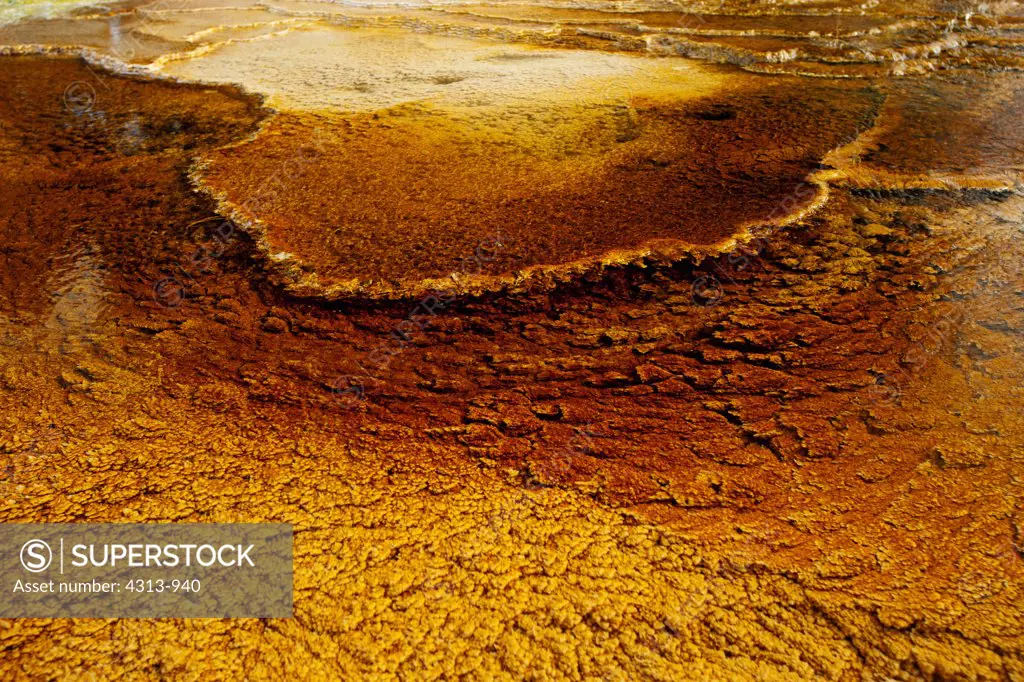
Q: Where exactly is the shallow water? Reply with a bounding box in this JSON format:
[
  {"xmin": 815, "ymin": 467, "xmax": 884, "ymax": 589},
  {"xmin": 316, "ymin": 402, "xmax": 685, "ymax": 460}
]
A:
[
  {"xmin": 195, "ymin": 76, "xmax": 879, "ymax": 295},
  {"xmin": 2, "ymin": 2, "xmax": 1024, "ymax": 680},
  {"xmin": 5, "ymin": 0, "xmax": 1019, "ymax": 300},
  {"xmin": 0, "ymin": 0, "xmax": 107, "ymax": 25}
]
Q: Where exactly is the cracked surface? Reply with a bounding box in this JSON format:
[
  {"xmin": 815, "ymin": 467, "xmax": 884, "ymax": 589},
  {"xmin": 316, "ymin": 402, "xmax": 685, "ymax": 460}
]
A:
[{"xmin": 0, "ymin": 0, "xmax": 1024, "ymax": 678}]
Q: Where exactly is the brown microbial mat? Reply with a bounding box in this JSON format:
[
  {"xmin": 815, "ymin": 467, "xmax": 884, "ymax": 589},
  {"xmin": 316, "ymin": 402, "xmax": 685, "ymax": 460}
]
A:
[
  {"xmin": 196, "ymin": 80, "xmax": 879, "ymax": 297},
  {"xmin": 2, "ymin": 0, "xmax": 1024, "ymax": 680}
]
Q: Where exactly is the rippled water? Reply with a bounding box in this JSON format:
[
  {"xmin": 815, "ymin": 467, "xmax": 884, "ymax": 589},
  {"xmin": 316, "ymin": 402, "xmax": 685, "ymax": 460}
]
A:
[{"xmin": 0, "ymin": 0, "xmax": 104, "ymax": 25}]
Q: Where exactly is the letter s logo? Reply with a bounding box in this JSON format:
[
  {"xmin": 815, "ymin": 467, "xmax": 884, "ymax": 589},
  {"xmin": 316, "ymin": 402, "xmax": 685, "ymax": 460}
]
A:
[{"xmin": 20, "ymin": 539, "xmax": 53, "ymax": 573}]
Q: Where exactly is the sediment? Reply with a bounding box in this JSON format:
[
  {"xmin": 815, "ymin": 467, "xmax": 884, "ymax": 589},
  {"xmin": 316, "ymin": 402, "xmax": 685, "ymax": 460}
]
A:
[{"xmin": 1, "ymin": 0, "xmax": 1023, "ymax": 678}]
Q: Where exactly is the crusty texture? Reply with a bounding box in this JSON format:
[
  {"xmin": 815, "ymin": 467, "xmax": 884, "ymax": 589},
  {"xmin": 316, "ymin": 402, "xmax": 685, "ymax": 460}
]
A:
[{"xmin": 0, "ymin": 49, "xmax": 1023, "ymax": 682}]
